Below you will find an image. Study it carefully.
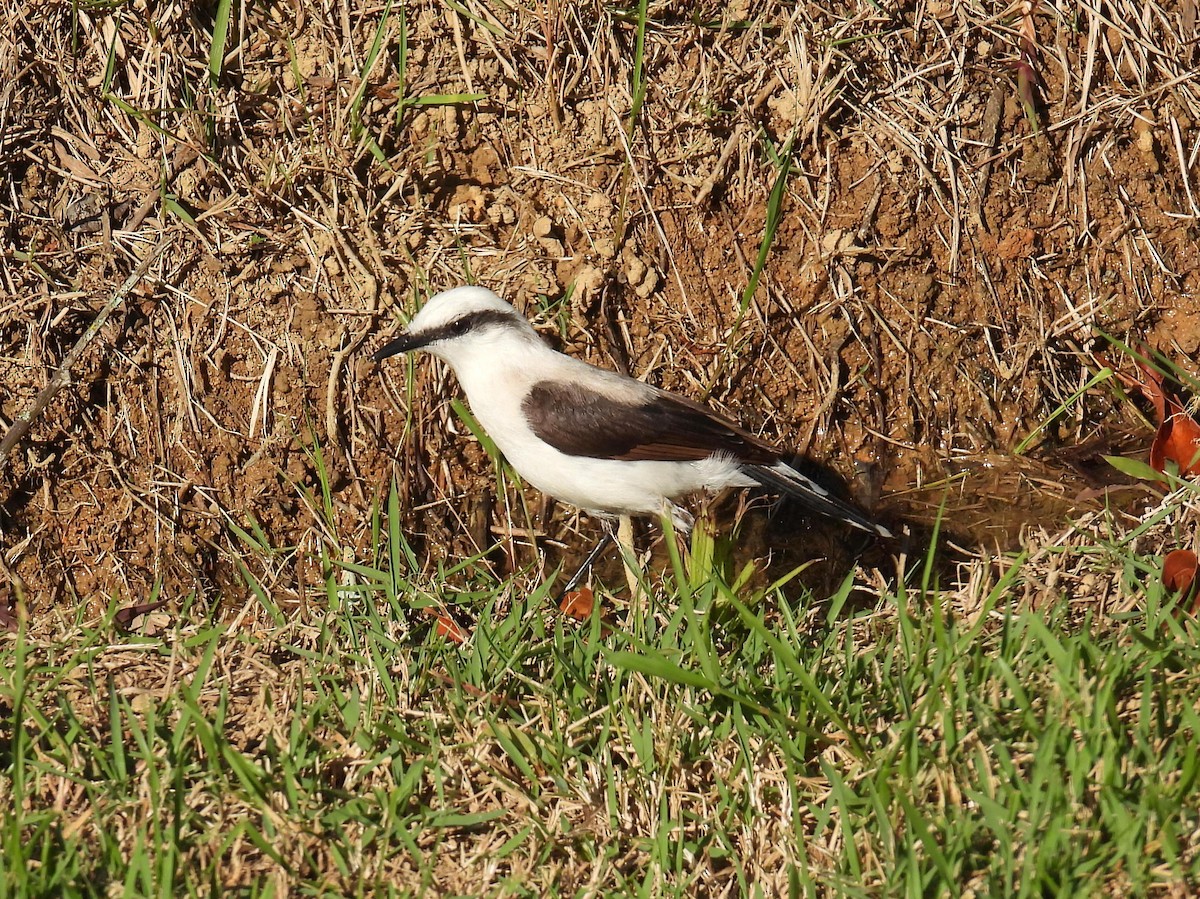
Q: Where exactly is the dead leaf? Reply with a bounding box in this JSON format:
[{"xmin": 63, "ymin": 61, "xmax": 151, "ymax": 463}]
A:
[
  {"xmin": 1138, "ymin": 354, "xmax": 1200, "ymax": 475},
  {"xmin": 428, "ymin": 671, "xmax": 521, "ymax": 708},
  {"xmin": 1150, "ymin": 410, "xmax": 1200, "ymax": 476},
  {"xmin": 1163, "ymin": 549, "xmax": 1199, "ymax": 614},
  {"xmin": 559, "ymin": 587, "xmax": 595, "ymax": 622},
  {"xmin": 558, "ymin": 587, "xmax": 614, "ymax": 635},
  {"xmin": 1164, "ymin": 550, "xmax": 1198, "ymax": 591},
  {"xmin": 1133, "ymin": 357, "xmax": 1169, "ymax": 422},
  {"xmin": 114, "ymin": 598, "xmax": 169, "ymax": 633},
  {"xmin": 1105, "ymin": 351, "xmax": 1200, "ymax": 476},
  {"xmin": 0, "ymin": 594, "xmax": 18, "ymax": 633},
  {"xmin": 435, "ymin": 613, "xmax": 469, "ymax": 644}
]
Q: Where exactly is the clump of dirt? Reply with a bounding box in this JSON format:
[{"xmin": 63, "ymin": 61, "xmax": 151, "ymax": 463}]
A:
[{"xmin": 1, "ymin": 1, "xmax": 1198, "ymax": 615}]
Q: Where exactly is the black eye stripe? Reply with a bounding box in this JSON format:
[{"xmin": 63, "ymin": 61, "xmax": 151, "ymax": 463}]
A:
[{"xmin": 428, "ymin": 308, "xmax": 514, "ymax": 342}]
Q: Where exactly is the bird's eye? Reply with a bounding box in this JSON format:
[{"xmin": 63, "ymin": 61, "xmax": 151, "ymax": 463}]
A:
[{"xmin": 450, "ymin": 317, "xmax": 470, "ymax": 336}]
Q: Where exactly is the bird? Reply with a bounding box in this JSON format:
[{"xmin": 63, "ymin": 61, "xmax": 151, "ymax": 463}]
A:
[{"xmin": 372, "ymin": 286, "xmax": 891, "ymax": 570}]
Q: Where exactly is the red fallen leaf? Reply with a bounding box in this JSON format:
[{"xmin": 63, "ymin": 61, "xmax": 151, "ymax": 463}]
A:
[
  {"xmin": 1104, "ymin": 351, "xmax": 1200, "ymax": 476},
  {"xmin": 1134, "ymin": 359, "xmax": 1169, "ymax": 421},
  {"xmin": 1164, "ymin": 549, "xmax": 1198, "ymax": 593},
  {"xmin": 1163, "ymin": 549, "xmax": 1199, "ymax": 614},
  {"xmin": 114, "ymin": 598, "xmax": 169, "ymax": 632},
  {"xmin": 427, "ymin": 671, "xmax": 521, "ymax": 708},
  {"xmin": 558, "ymin": 587, "xmax": 613, "ymax": 636},
  {"xmin": 559, "ymin": 587, "xmax": 595, "ymax": 622},
  {"xmin": 1150, "ymin": 410, "xmax": 1200, "ymax": 476},
  {"xmin": 0, "ymin": 595, "xmax": 18, "ymax": 633},
  {"xmin": 434, "ymin": 613, "xmax": 469, "ymax": 644},
  {"xmin": 1129, "ymin": 357, "xmax": 1200, "ymax": 474},
  {"xmin": 1015, "ymin": 61, "xmax": 1039, "ymax": 126}
]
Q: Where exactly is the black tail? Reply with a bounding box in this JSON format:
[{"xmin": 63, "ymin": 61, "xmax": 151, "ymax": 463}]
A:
[{"xmin": 748, "ymin": 463, "xmax": 892, "ymax": 538}]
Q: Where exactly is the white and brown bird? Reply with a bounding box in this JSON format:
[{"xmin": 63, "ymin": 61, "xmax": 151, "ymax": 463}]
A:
[{"xmin": 372, "ymin": 286, "xmax": 890, "ymax": 551}]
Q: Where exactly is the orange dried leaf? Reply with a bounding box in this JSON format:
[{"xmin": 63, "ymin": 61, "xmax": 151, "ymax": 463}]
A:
[
  {"xmin": 435, "ymin": 613, "xmax": 469, "ymax": 644},
  {"xmin": 1133, "ymin": 358, "xmax": 1169, "ymax": 421},
  {"xmin": 0, "ymin": 595, "xmax": 18, "ymax": 634},
  {"xmin": 1164, "ymin": 549, "xmax": 1198, "ymax": 593},
  {"xmin": 1115, "ymin": 354, "xmax": 1200, "ymax": 476},
  {"xmin": 1150, "ymin": 412, "xmax": 1200, "ymax": 476},
  {"xmin": 559, "ymin": 587, "xmax": 595, "ymax": 622},
  {"xmin": 114, "ymin": 598, "xmax": 169, "ymax": 633},
  {"xmin": 1163, "ymin": 550, "xmax": 1199, "ymax": 615},
  {"xmin": 1101, "ymin": 351, "xmax": 1167, "ymax": 418}
]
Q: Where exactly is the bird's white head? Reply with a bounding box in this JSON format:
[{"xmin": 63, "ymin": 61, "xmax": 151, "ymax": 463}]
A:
[{"xmin": 372, "ymin": 286, "xmax": 538, "ymax": 369}]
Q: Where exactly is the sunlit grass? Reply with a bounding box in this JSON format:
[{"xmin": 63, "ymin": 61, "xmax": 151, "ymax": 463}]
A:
[{"xmin": 4, "ymin": 477, "xmax": 1200, "ymax": 895}]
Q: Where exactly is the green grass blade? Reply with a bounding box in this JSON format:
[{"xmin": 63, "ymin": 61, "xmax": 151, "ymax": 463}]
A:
[{"xmin": 208, "ymin": 0, "xmax": 233, "ymax": 92}]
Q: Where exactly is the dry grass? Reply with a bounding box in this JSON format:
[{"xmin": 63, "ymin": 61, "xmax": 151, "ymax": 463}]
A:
[{"xmin": 2, "ymin": 0, "xmax": 1200, "ymax": 893}]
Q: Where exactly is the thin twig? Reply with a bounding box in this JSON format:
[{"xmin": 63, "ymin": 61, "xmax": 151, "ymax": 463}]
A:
[{"xmin": 0, "ymin": 234, "xmax": 170, "ymax": 475}]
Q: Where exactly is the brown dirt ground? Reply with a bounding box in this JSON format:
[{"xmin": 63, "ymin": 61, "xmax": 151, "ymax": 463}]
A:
[{"xmin": 2, "ymin": 0, "xmax": 1199, "ymax": 613}]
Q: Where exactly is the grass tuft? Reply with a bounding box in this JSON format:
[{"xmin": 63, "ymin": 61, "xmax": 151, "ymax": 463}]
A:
[{"xmin": 7, "ymin": 505, "xmax": 1200, "ymax": 893}]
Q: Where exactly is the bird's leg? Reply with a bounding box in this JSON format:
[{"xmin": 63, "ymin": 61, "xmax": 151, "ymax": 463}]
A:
[{"xmin": 557, "ymin": 526, "xmax": 616, "ymax": 600}]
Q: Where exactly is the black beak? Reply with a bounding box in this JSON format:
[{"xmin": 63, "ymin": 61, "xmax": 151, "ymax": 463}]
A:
[{"xmin": 371, "ymin": 331, "xmax": 427, "ymax": 362}]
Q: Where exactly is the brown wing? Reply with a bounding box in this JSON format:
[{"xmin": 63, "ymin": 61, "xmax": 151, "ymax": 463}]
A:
[{"xmin": 522, "ymin": 380, "xmax": 779, "ymax": 464}]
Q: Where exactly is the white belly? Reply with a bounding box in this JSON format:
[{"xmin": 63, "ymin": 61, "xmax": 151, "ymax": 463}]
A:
[
  {"xmin": 447, "ymin": 346, "xmax": 754, "ymax": 520},
  {"xmin": 497, "ymin": 432, "xmax": 752, "ymax": 518}
]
